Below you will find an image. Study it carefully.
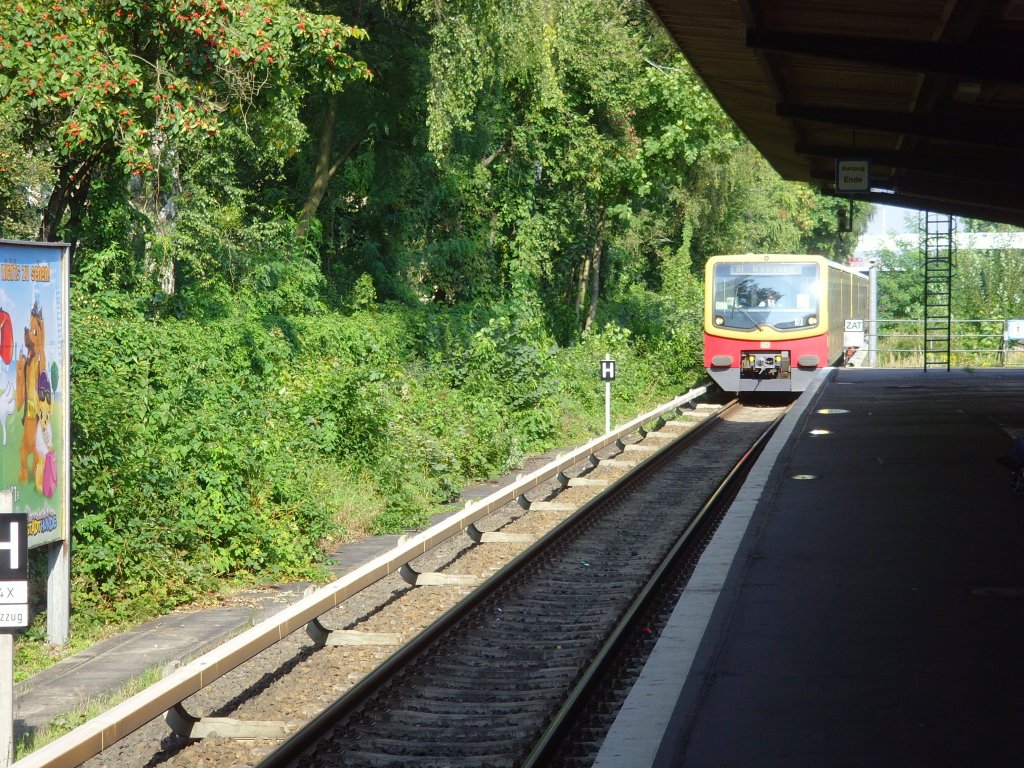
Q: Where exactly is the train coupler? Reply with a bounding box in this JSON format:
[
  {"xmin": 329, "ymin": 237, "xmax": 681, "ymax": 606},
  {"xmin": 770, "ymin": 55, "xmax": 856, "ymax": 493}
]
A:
[{"xmin": 739, "ymin": 350, "xmax": 791, "ymax": 380}]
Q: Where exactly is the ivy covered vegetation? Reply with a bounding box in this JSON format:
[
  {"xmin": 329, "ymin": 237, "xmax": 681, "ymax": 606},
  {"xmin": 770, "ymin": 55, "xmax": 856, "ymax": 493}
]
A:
[{"xmin": 2, "ymin": 0, "xmax": 863, "ymax": 629}]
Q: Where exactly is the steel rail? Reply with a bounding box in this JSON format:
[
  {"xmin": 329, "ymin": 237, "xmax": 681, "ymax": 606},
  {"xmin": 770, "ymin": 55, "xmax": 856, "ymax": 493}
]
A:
[
  {"xmin": 520, "ymin": 411, "xmax": 782, "ymax": 766},
  {"xmin": 14, "ymin": 386, "xmax": 710, "ymax": 768},
  {"xmin": 254, "ymin": 397, "xmax": 735, "ymax": 768}
]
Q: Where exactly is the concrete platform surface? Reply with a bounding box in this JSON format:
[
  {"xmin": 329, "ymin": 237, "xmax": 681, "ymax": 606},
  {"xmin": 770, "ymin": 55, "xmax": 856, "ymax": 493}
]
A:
[{"xmin": 597, "ymin": 367, "xmax": 1024, "ymax": 768}]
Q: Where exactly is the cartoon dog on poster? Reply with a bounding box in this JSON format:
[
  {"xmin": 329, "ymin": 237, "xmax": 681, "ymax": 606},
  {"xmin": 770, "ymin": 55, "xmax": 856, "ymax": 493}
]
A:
[{"xmin": 16, "ymin": 303, "xmax": 47, "ymax": 485}]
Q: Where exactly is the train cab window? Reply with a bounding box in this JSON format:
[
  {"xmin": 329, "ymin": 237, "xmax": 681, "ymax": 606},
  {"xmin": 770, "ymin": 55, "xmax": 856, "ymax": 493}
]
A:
[{"xmin": 712, "ymin": 262, "xmax": 820, "ymax": 331}]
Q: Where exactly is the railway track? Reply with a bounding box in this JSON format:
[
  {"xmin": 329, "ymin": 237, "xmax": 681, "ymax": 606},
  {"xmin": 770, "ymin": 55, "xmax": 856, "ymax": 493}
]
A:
[
  {"xmin": 44, "ymin": 397, "xmax": 787, "ymax": 768},
  {"xmin": 255, "ymin": 402, "xmax": 782, "ymax": 768}
]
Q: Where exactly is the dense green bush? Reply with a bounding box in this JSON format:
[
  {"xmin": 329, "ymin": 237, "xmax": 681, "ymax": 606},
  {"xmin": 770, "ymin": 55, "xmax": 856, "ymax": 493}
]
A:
[{"xmin": 72, "ymin": 295, "xmax": 407, "ymax": 615}]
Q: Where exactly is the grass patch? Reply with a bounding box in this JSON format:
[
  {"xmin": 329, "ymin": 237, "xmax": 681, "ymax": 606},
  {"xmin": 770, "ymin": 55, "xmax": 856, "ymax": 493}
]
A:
[
  {"xmin": 14, "ymin": 612, "xmax": 134, "ymax": 684},
  {"xmin": 15, "ymin": 665, "xmax": 165, "ymax": 760}
]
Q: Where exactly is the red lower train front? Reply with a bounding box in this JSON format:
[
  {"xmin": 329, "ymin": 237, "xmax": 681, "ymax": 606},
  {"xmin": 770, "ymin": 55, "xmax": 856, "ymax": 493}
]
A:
[{"xmin": 703, "ymin": 332, "xmax": 831, "ymax": 393}]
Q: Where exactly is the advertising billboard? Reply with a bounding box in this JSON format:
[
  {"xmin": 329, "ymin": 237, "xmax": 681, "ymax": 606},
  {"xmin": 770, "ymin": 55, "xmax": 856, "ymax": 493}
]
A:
[{"xmin": 0, "ymin": 240, "xmax": 70, "ymax": 550}]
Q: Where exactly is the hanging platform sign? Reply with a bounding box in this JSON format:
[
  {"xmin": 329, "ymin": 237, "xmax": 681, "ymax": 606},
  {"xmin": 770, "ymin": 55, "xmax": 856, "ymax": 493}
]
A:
[
  {"xmin": 0, "ymin": 240, "xmax": 70, "ymax": 551},
  {"xmin": 836, "ymin": 159, "xmax": 870, "ymax": 193}
]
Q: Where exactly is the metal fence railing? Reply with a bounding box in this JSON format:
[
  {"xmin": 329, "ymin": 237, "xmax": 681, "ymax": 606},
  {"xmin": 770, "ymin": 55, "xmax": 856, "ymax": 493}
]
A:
[{"xmin": 867, "ymin": 319, "xmax": 1024, "ymax": 368}]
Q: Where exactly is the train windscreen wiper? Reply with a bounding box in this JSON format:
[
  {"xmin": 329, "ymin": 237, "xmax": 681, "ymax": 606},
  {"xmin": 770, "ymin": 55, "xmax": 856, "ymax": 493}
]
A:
[{"xmin": 731, "ymin": 305, "xmax": 761, "ymax": 329}]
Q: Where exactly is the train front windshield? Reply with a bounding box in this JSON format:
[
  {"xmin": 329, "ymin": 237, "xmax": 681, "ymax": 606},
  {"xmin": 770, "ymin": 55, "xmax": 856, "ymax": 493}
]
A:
[{"xmin": 711, "ymin": 262, "xmax": 821, "ymax": 331}]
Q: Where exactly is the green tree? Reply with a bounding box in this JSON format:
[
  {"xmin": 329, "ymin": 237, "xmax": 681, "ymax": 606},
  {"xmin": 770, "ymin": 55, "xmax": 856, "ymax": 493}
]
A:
[
  {"xmin": 0, "ymin": 0, "xmax": 369, "ymax": 242},
  {"xmin": 952, "ymin": 219, "xmax": 1024, "ymax": 319},
  {"xmin": 0, "ymin": 100, "xmax": 52, "ymax": 238},
  {"xmin": 685, "ymin": 144, "xmax": 868, "ymax": 269}
]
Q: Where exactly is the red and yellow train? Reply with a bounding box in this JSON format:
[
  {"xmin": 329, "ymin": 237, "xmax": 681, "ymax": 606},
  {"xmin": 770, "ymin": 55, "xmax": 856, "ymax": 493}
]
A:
[{"xmin": 704, "ymin": 254, "xmax": 869, "ymax": 393}]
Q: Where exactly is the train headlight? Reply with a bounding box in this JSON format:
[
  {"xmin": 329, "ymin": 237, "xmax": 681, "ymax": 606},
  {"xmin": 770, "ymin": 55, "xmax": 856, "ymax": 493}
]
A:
[
  {"xmin": 808, "ymin": 315, "xmax": 818, "ymax": 326},
  {"xmin": 714, "ymin": 315, "xmax": 725, "ymax": 326},
  {"xmin": 775, "ymin": 355, "xmax": 782, "ymax": 363},
  {"xmin": 747, "ymin": 354, "xmax": 755, "ymax": 363}
]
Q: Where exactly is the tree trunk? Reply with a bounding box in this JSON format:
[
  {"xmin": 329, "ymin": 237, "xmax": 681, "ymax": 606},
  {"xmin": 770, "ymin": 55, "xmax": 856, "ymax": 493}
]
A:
[
  {"xmin": 38, "ymin": 156, "xmax": 96, "ymax": 242},
  {"xmin": 38, "ymin": 189, "xmax": 67, "ymax": 242},
  {"xmin": 583, "ymin": 210, "xmax": 606, "ymax": 333},
  {"xmin": 294, "ymin": 95, "xmax": 367, "ymax": 240},
  {"xmin": 575, "ymin": 251, "xmax": 590, "ymax": 320}
]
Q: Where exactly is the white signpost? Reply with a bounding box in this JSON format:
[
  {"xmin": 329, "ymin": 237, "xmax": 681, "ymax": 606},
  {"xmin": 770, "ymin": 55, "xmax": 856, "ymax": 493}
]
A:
[
  {"xmin": 600, "ymin": 356, "xmax": 616, "ymax": 434},
  {"xmin": 1, "ymin": 490, "xmax": 26, "ymax": 767}
]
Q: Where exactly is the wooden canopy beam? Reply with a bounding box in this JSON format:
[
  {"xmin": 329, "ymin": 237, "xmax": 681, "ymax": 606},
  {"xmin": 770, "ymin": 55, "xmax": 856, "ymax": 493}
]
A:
[
  {"xmin": 748, "ymin": 29, "xmax": 1024, "ymax": 85},
  {"xmin": 777, "ymin": 104, "xmax": 1024, "ymax": 150},
  {"xmin": 794, "ymin": 143, "xmax": 1024, "ymax": 187}
]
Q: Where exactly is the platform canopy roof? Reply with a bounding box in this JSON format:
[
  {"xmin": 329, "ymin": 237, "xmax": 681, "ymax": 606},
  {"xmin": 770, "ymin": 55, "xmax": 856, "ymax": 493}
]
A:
[{"xmin": 645, "ymin": 0, "xmax": 1024, "ymax": 227}]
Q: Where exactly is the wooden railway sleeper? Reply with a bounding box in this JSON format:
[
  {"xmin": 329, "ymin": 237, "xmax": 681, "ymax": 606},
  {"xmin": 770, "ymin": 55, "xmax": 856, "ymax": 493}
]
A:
[
  {"xmin": 398, "ymin": 563, "xmax": 480, "ymax": 587},
  {"xmin": 528, "ymin": 500, "xmax": 577, "ymax": 512},
  {"xmin": 164, "ymin": 702, "xmax": 290, "ymax": 741},
  {"xmin": 164, "ymin": 613, "xmax": 411, "ymax": 740},
  {"xmin": 162, "ymin": 660, "xmax": 288, "ymax": 741},
  {"xmin": 642, "ymin": 428, "xmax": 679, "ymax": 440},
  {"xmin": 465, "ymin": 522, "xmax": 532, "ymax": 545},
  {"xmin": 304, "ymin": 617, "xmax": 402, "ymax": 648},
  {"xmin": 637, "ymin": 414, "xmax": 675, "ymax": 437}
]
